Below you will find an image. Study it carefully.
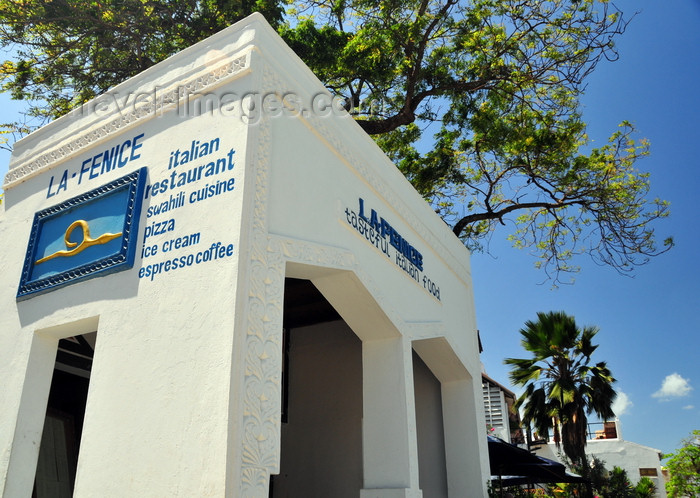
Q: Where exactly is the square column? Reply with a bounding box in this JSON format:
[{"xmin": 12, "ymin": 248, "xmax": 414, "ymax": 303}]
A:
[
  {"xmin": 361, "ymin": 337, "xmax": 423, "ymax": 498},
  {"xmin": 442, "ymin": 379, "xmax": 489, "ymax": 497},
  {"xmin": 1, "ymin": 333, "xmax": 57, "ymax": 498}
]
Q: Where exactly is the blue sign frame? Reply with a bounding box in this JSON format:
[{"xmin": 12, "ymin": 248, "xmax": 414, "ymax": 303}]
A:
[{"xmin": 17, "ymin": 167, "xmax": 147, "ymax": 300}]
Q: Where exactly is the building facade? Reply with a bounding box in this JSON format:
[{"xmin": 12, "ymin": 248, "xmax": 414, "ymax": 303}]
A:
[
  {"xmin": 0, "ymin": 14, "xmax": 488, "ymax": 498},
  {"xmin": 534, "ymin": 420, "xmax": 667, "ymax": 497}
]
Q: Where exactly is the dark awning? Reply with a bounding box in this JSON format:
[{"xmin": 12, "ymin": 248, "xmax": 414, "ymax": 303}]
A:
[{"xmin": 487, "ymin": 436, "xmax": 587, "ymax": 485}]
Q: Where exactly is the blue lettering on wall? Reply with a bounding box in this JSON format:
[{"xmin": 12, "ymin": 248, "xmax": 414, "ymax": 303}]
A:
[
  {"xmin": 168, "ymin": 138, "xmax": 221, "ymax": 169},
  {"xmin": 138, "ymin": 242, "xmax": 235, "ymax": 281},
  {"xmin": 144, "ymin": 147, "xmax": 235, "ymax": 199},
  {"xmin": 46, "ymin": 132, "xmax": 145, "ymax": 199},
  {"xmin": 345, "ymin": 197, "xmax": 440, "ymax": 301},
  {"xmin": 136, "ymin": 135, "xmax": 237, "ymax": 283},
  {"xmin": 358, "ymin": 197, "xmax": 423, "ymax": 270}
]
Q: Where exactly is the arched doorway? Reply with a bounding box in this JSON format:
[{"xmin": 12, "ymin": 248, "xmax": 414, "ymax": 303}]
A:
[{"xmin": 270, "ymin": 279, "xmax": 363, "ymax": 498}]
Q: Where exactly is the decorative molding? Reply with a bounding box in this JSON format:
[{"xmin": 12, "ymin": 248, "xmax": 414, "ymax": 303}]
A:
[
  {"xmin": 240, "ymin": 231, "xmax": 285, "ymax": 497},
  {"xmin": 240, "ymin": 59, "xmax": 282, "ymax": 497},
  {"xmin": 274, "ymin": 235, "xmax": 356, "ymax": 270},
  {"xmin": 3, "ymin": 54, "xmax": 250, "ymax": 190},
  {"xmin": 238, "ymin": 57, "xmax": 363, "ymax": 497}
]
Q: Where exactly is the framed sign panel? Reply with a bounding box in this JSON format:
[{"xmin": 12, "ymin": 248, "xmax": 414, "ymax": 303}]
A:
[{"xmin": 17, "ymin": 167, "xmax": 147, "ymax": 300}]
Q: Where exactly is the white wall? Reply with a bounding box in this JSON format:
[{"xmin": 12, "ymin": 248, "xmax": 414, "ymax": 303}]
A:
[
  {"xmin": 535, "ymin": 440, "xmax": 666, "ymax": 497},
  {"xmin": 0, "ymin": 20, "xmax": 257, "ymax": 497},
  {"xmin": 0, "ymin": 13, "xmax": 488, "ymax": 498},
  {"xmin": 273, "ymin": 320, "xmax": 363, "ymax": 498},
  {"xmin": 587, "ymin": 439, "xmax": 667, "ymax": 498},
  {"xmin": 413, "ymin": 352, "xmax": 449, "ymax": 497}
]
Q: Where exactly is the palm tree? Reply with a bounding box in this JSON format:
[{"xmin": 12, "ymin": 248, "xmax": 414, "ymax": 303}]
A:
[{"xmin": 505, "ymin": 311, "xmax": 617, "ymax": 467}]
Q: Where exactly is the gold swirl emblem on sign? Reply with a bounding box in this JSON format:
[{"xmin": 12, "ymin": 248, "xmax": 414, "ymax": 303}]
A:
[{"xmin": 35, "ymin": 220, "xmax": 123, "ymax": 265}]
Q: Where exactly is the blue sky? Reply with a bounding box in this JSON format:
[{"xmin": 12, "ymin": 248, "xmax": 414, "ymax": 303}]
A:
[
  {"xmin": 1, "ymin": 0, "xmax": 697, "ymax": 458},
  {"xmin": 472, "ymin": 0, "xmax": 700, "ymax": 457}
]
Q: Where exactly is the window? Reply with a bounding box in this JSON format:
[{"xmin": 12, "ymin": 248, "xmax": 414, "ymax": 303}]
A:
[{"xmin": 639, "ymin": 468, "xmax": 658, "ymax": 477}]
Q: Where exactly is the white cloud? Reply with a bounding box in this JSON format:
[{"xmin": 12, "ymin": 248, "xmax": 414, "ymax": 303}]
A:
[
  {"xmin": 612, "ymin": 390, "xmax": 633, "ymax": 416},
  {"xmin": 682, "ymin": 405, "xmax": 695, "ymax": 410},
  {"xmin": 652, "ymin": 373, "xmax": 693, "ymax": 400}
]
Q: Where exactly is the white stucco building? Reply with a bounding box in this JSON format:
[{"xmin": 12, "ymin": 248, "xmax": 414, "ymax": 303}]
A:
[
  {"xmin": 534, "ymin": 420, "xmax": 667, "ymax": 497},
  {"xmin": 0, "ymin": 13, "xmax": 489, "ymax": 498},
  {"xmin": 586, "ymin": 420, "xmax": 667, "ymax": 498}
]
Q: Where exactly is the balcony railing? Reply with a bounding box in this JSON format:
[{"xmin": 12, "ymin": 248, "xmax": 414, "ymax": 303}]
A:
[{"xmin": 588, "ymin": 421, "xmax": 618, "ymax": 440}]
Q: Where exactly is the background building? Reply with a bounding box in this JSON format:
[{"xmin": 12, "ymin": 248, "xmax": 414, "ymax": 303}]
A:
[
  {"xmin": 533, "ymin": 419, "xmax": 667, "ymax": 497},
  {"xmin": 482, "ymin": 372, "xmax": 524, "ymax": 445}
]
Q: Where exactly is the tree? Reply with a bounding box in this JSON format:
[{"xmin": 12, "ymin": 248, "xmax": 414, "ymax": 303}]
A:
[
  {"xmin": 634, "ymin": 476, "xmax": 656, "ymax": 498},
  {"xmin": 587, "ymin": 455, "xmax": 610, "ymax": 496},
  {"xmin": 505, "ymin": 311, "xmax": 616, "ymax": 467},
  {"xmin": 0, "ymin": 0, "xmax": 285, "ymax": 119},
  {"xmin": 607, "ymin": 466, "xmax": 633, "ymax": 498},
  {"xmin": 0, "ymin": 0, "xmax": 673, "ymax": 281},
  {"xmin": 665, "ymin": 430, "xmax": 700, "ymax": 498},
  {"xmin": 554, "ymin": 457, "xmax": 655, "ymax": 498},
  {"xmin": 550, "ymin": 455, "xmax": 609, "ymax": 497}
]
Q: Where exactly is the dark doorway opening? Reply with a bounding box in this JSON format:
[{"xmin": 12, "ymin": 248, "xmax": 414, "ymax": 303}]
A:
[
  {"xmin": 33, "ymin": 333, "xmax": 95, "ymax": 498},
  {"xmin": 270, "ymin": 278, "xmax": 363, "ymax": 498}
]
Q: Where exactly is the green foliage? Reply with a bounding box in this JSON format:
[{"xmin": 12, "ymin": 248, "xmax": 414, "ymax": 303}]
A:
[
  {"xmin": 586, "ymin": 455, "xmax": 611, "ymax": 496},
  {"xmin": 0, "ymin": 0, "xmax": 673, "ymax": 281},
  {"xmin": 608, "ymin": 466, "xmax": 634, "ymax": 498},
  {"xmin": 487, "ymin": 480, "xmax": 539, "ymax": 497},
  {"xmin": 0, "ymin": 0, "xmax": 285, "ymax": 120},
  {"xmin": 550, "ymin": 457, "xmax": 656, "ymax": 498},
  {"xmin": 279, "ymin": 0, "xmax": 672, "ymax": 281},
  {"xmin": 551, "ymin": 458, "xmax": 657, "ymax": 498},
  {"xmin": 634, "ymin": 476, "xmax": 656, "ymax": 498},
  {"xmin": 505, "ymin": 311, "xmax": 616, "ymax": 467},
  {"xmin": 665, "ymin": 430, "xmax": 700, "ymax": 498}
]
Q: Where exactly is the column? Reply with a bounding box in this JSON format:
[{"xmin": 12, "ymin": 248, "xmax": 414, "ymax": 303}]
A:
[
  {"xmin": 442, "ymin": 378, "xmax": 489, "ymax": 497},
  {"xmin": 361, "ymin": 337, "xmax": 423, "ymax": 498}
]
